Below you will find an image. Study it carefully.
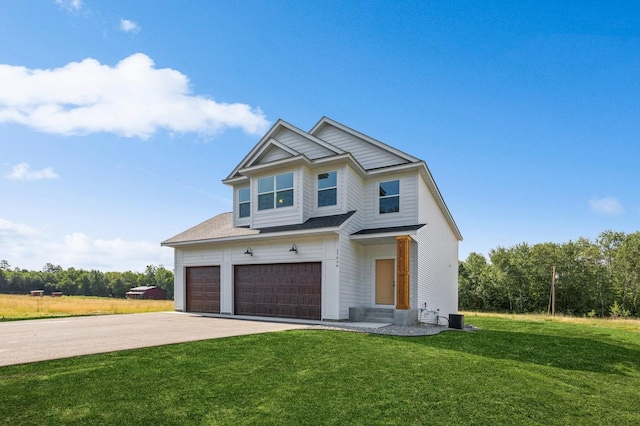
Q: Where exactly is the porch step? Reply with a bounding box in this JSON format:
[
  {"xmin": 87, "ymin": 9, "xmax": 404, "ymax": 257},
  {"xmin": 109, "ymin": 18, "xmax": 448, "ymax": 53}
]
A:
[{"xmin": 361, "ymin": 308, "xmax": 394, "ymax": 324}]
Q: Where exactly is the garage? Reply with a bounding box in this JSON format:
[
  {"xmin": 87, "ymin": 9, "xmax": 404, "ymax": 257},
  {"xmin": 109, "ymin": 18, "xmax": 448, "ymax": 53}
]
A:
[
  {"xmin": 234, "ymin": 263, "xmax": 321, "ymax": 320},
  {"xmin": 186, "ymin": 266, "xmax": 220, "ymax": 313}
]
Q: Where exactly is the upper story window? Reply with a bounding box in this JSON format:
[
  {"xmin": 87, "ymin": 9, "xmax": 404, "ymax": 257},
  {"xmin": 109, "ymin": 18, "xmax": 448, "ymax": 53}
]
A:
[
  {"xmin": 379, "ymin": 180, "xmax": 400, "ymax": 214},
  {"xmin": 317, "ymin": 171, "xmax": 337, "ymax": 207},
  {"xmin": 258, "ymin": 172, "xmax": 294, "ymax": 210},
  {"xmin": 238, "ymin": 187, "xmax": 250, "ymax": 218}
]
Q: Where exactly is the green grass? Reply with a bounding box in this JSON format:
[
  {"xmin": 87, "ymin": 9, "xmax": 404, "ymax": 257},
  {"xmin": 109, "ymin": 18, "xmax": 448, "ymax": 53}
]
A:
[{"xmin": 1, "ymin": 315, "xmax": 639, "ymax": 425}]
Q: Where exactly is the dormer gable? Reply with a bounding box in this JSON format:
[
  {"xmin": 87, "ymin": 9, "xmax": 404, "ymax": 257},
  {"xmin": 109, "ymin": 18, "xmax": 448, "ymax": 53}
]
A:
[
  {"xmin": 252, "ymin": 138, "xmax": 299, "ymax": 165},
  {"xmin": 224, "ymin": 119, "xmax": 344, "ymax": 183}
]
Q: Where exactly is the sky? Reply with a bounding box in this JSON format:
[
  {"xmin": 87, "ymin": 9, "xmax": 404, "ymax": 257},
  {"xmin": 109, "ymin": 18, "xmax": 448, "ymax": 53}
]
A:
[{"xmin": 1, "ymin": 1, "xmax": 639, "ymax": 272}]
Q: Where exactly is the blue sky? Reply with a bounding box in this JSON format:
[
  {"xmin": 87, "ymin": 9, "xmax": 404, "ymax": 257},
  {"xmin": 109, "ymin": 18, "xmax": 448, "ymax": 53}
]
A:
[{"xmin": 1, "ymin": 1, "xmax": 638, "ymax": 271}]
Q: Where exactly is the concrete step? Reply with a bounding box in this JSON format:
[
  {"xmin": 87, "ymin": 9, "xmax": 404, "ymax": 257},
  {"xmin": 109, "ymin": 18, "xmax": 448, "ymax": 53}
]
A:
[{"xmin": 362, "ymin": 315, "xmax": 394, "ymax": 324}]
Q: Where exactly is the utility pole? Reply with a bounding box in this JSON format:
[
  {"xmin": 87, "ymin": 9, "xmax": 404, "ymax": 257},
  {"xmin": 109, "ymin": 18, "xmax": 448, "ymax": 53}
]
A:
[{"xmin": 548, "ymin": 266, "xmax": 558, "ymax": 316}]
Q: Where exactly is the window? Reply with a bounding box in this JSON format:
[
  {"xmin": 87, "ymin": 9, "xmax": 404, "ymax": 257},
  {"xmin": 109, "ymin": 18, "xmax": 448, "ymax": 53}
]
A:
[
  {"xmin": 379, "ymin": 180, "xmax": 399, "ymax": 214},
  {"xmin": 258, "ymin": 172, "xmax": 294, "ymax": 210},
  {"xmin": 238, "ymin": 187, "xmax": 250, "ymax": 218},
  {"xmin": 317, "ymin": 171, "xmax": 337, "ymax": 207}
]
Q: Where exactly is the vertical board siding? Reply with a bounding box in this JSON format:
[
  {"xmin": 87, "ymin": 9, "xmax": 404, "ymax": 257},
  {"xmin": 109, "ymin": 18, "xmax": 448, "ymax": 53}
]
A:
[
  {"xmin": 315, "ymin": 126, "xmax": 409, "ymax": 170},
  {"xmin": 415, "ymin": 175, "xmax": 459, "ymax": 321},
  {"xmin": 274, "ymin": 128, "xmax": 335, "ymax": 159}
]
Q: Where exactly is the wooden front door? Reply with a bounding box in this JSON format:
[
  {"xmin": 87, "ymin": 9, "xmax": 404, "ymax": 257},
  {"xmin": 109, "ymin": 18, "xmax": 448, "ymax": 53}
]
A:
[{"xmin": 375, "ymin": 259, "xmax": 395, "ymax": 305}]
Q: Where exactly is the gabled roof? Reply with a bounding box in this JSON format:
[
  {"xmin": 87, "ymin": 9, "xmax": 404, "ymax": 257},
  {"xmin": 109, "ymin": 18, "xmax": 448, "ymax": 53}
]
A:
[
  {"xmin": 309, "ymin": 117, "xmax": 420, "ymax": 168},
  {"xmin": 223, "ymin": 119, "xmax": 344, "ymax": 183},
  {"xmin": 161, "ymin": 211, "xmax": 356, "ymax": 247}
]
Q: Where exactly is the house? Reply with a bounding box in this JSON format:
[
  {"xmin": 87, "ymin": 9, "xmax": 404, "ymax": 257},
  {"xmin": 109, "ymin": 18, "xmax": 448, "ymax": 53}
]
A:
[
  {"xmin": 162, "ymin": 117, "xmax": 462, "ymax": 324},
  {"xmin": 125, "ymin": 286, "xmax": 167, "ymax": 300}
]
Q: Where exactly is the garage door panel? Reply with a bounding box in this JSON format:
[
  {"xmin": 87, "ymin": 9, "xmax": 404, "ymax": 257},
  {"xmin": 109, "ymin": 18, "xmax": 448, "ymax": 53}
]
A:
[
  {"xmin": 234, "ymin": 263, "xmax": 321, "ymax": 320},
  {"xmin": 186, "ymin": 266, "xmax": 220, "ymax": 314}
]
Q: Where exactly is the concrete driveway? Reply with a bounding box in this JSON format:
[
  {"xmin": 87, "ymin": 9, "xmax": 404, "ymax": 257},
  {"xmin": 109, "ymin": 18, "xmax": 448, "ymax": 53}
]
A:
[{"xmin": 0, "ymin": 312, "xmax": 309, "ymax": 367}]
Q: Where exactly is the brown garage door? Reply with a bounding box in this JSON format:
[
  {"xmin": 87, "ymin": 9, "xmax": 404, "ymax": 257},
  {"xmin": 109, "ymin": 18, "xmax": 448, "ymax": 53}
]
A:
[
  {"xmin": 234, "ymin": 263, "xmax": 321, "ymax": 320},
  {"xmin": 186, "ymin": 266, "xmax": 220, "ymax": 313}
]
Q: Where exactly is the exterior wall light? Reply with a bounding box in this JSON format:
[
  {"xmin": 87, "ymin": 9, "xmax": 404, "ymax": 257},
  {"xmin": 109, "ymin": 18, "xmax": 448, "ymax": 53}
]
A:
[
  {"xmin": 244, "ymin": 247, "xmax": 253, "ymax": 256},
  {"xmin": 289, "ymin": 244, "xmax": 298, "ymax": 254}
]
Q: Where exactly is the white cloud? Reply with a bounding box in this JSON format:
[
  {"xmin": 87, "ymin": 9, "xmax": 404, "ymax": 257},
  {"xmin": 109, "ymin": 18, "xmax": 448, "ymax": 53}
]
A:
[
  {"xmin": 0, "ymin": 53, "xmax": 269, "ymax": 139},
  {"xmin": 0, "ymin": 218, "xmax": 40, "ymax": 237},
  {"xmin": 120, "ymin": 19, "xmax": 140, "ymax": 33},
  {"xmin": 55, "ymin": 0, "xmax": 83, "ymax": 11},
  {"xmin": 589, "ymin": 197, "xmax": 624, "ymax": 215},
  {"xmin": 5, "ymin": 162, "xmax": 59, "ymax": 181},
  {"xmin": 51, "ymin": 232, "xmax": 171, "ymax": 271},
  {"xmin": 0, "ymin": 218, "xmax": 171, "ymax": 271}
]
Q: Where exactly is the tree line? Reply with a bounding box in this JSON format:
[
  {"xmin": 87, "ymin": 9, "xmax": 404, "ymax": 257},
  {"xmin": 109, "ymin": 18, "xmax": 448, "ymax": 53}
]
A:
[
  {"xmin": 0, "ymin": 261, "xmax": 174, "ymax": 300},
  {"xmin": 459, "ymin": 230, "xmax": 640, "ymax": 318}
]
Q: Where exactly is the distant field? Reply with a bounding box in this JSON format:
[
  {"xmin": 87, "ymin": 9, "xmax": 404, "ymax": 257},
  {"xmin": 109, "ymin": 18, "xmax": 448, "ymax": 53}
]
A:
[
  {"xmin": 462, "ymin": 310, "xmax": 640, "ymax": 333},
  {"xmin": 0, "ymin": 294, "xmax": 173, "ymax": 321}
]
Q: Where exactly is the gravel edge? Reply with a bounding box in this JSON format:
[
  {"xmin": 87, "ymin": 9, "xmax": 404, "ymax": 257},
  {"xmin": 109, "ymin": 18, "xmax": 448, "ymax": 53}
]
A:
[{"xmin": 306, "ymin": 323, "xmax": 479, "ymax": 336}]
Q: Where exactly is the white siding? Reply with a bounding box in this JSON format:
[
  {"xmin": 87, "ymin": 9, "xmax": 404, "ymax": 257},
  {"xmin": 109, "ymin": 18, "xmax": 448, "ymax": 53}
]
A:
[
  {"xmin": 415, "ymin": 175, "xmax": 459, "ymax": 322},
  {"xmin": 233, "ymin": 185, "xmax": 251, "ymax": 228},
  {"xmin": 251, "ymin": 168, "xmax": 303, "ymax": 228},
  {"xmin": 257, "ymin": 145, "xmax": 292, "ymax": 164},
  {"xmin": 362, "ymin": 172, "xmax": 418, "ymax": 229},
  {"xmin": 172, "ymin": 235, "xmax": 341, "ymax": 319},
  {"xmin": 173, "ymin": 249, "xmax": 184, "ymax": 311},
  {"xmin": 337, "ymin": 230, "xmax": 364, "ymax": 319},
  {"xmin": 302, "ymin": 166, "xmax": 314, "ymax": 222},
  {"xmin": 274, "ymin": 128, "xmax": 335, "ymax": 160},
  {"xmin": 308, "ymin": 165, "xmax": 346, "ymax": 218},
  {"xmin": 345, "ymin": 164, "xmax": 364, "ymax": 224},
  {"xmin": 314, "ymin": 125, "xmax": 408, "ymax": 170}
]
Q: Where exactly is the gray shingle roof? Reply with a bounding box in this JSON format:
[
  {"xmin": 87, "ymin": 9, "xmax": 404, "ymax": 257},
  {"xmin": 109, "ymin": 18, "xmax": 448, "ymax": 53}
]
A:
[
  {"xmin": 161, "ymin": 211, "xmax": 356, "ymax": 246},
  {"xmin": 351, "ymin": 224, "xmax": 425, "ymax": 235}
]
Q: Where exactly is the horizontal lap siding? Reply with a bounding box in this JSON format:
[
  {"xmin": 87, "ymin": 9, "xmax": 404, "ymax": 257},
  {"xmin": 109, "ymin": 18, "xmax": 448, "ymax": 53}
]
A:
[
  {"xmin": 416, "ymin": 176, "xmax": 459, "ymax": 318},
  {"xmin": 314, "ymin": 126, "xmax": 407, "ymax": 170},
  {"xmin": 259, "ymin": 145, "xmax": 291, "ymax": 163},
  {"xmin": 251, "ymin": 168, "xmax": 303, "ymax": 228},
  {"xmin": 346, "ymin": 165, "xmax": 364, "ymax": 222},
  {"xmin": 363, "ymin": 172, "xmax": 418, "ymax": 228},
  {"xmin": 274, "ymin": 129, "xmax": 335, "ymax": 160},
  {"xmin": 338, "ymin": 232, "xmax": 364, "ymax": 319}
]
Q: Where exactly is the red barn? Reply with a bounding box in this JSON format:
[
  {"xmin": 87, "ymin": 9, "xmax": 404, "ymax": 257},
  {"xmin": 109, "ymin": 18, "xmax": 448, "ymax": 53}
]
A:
[{"xmin": 126, "ymin": 286, "xmax": 166, "ymax": 300}]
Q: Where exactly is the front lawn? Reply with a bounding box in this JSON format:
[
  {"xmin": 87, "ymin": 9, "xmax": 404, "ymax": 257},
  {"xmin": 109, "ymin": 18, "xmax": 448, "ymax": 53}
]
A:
[{"xmin": 1, "ymin": 315, "xmax": 639, "ymax": 425}]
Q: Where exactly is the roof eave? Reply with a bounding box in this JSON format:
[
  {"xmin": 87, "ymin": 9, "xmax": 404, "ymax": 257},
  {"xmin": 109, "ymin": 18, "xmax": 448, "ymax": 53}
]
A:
[{"xmin": 161, "ymin": 227, "xmax": 342, "ymax": 248}]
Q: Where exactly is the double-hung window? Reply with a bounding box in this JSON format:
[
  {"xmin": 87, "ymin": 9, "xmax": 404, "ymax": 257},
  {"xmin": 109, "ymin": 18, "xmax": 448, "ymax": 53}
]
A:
[
  {"xmin": 379, "ymin": 180, "xmax": 400, "ymax": 214},
  {"xmin": 258, "ymin": 172, "xmax": 294, "ymax": 210},
  {"xmin": 317, "ymin": 171, "xmax": 337, "ymax": 207},
  {"xmin": 238, "ymin": 187, "xmax": 250, "ymax": 218}
]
